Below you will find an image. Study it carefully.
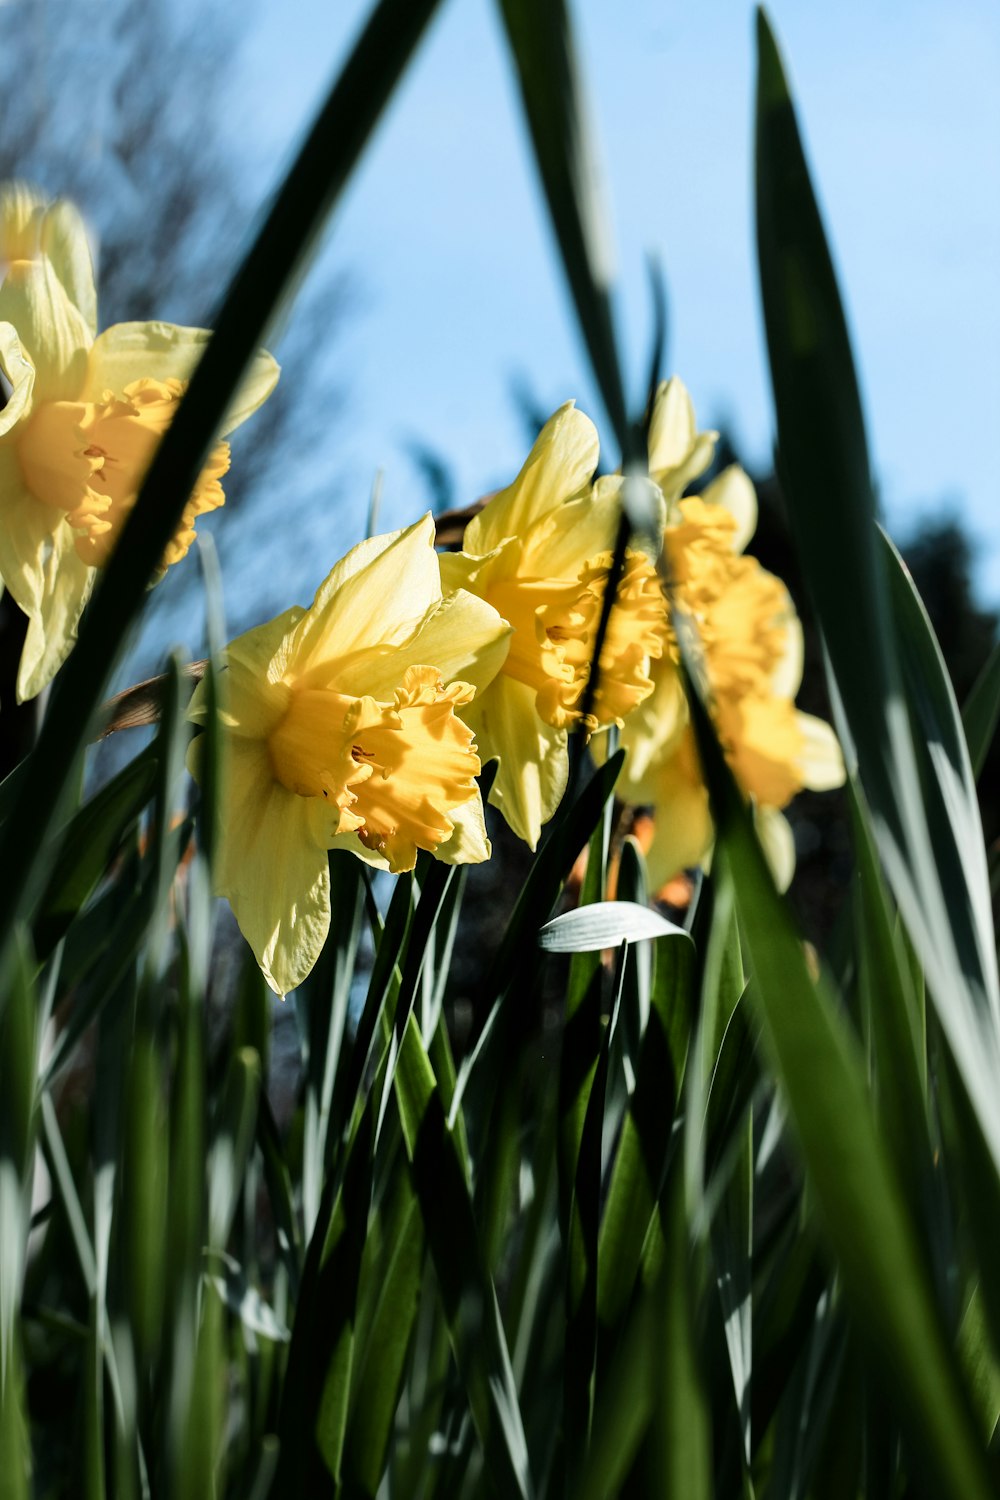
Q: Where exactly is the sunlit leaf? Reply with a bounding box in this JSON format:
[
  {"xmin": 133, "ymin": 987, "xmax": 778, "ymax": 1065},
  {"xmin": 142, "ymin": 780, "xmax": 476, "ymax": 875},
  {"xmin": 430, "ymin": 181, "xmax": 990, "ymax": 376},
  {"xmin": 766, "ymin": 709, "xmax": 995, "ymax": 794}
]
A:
[{"xmin": 539, "ymin": 899, "xmax": 686, "ymax": 953}]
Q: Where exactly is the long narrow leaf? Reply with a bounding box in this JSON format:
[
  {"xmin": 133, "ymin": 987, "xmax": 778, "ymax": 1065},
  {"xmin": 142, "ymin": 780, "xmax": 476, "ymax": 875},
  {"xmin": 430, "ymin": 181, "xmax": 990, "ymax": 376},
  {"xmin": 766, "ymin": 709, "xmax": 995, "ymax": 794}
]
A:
[
  {"xmin": 754, "ymin": 6, "xmax": 1000, "ymax": 1186},
  {"xmin": 395, "ymin": 1015, "xmax": 533, "ymax": 1500},
  {"xmin": 597, "ymin": 931, "xmax": 695, "ymax": 1340},
  {"xmin": 962, "ymin": 642, "xmax": 1000, "ymax": 781},
  {"xmin": 496, "ymin": 0, "xmax": 630, "ymax": 457},
  {"xmin": 32, "ymin": 748, "xmax": 157, "ymax": 960},
  {"xmin": 689, "ymin": 682, "xmax": 994, "ymax": 1499}
]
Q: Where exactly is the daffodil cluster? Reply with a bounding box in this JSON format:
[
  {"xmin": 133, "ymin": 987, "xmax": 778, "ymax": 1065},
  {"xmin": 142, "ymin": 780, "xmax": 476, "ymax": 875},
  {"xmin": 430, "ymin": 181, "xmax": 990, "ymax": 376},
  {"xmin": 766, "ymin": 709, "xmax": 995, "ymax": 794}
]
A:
[
  {"xmin": 0, "ymin": 182, "xmax": 278, "ymax": 699},
  {"xmin": 432, "ymin": 381, "xmax": 841, "ymax": 896},
  {"xmin": 615, "ymin": 378, "xmax": 844, "ymax": 890},
  {"xmin": 0, "ymin": 185, "xmax": 843, "ymax": 996},
  {"xmin": 193, "ymin": 383, "xmax": 841, "ymax": 994}
]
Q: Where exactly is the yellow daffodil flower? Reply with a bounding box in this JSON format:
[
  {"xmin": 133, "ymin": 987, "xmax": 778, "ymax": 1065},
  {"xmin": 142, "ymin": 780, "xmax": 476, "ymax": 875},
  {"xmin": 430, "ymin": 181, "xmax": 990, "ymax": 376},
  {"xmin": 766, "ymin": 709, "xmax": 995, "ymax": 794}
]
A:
[
  {"xmin": 440, "ymin": 403, "xmax": 666, "ymax": 849},
  {"xmin": 188, "ymin": 515, "xmax": 511, "ymax": 996},
  {"xmin": 617, "ymin": 379, "xmax": 843, "ymax": 891},
  {"xmin": 0, "ymin": 183, "xmax": 279, "ymax": 700}
]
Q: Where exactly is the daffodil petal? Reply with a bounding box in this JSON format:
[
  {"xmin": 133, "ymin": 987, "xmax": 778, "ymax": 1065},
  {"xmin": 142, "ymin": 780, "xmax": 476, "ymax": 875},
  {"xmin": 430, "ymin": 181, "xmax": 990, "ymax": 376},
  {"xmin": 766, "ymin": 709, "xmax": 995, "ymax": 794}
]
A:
[
  {"xmin": 528, "ymin": 484, "xmax": 619, "ymax": 578},
  {"xmin": 718, "ymin": 695, "xmax": 805, "ymax": 809},
  {"xmin": 797, "ymin": 712, "xmax": 846, "ymax": 791},
  {"xmin": 339, "ymin": 585, "xmax": 510, "ymax": 702},
  {"xmin": 439, "ymin": 548, "xmax": 484, "ymax": 597},
  {"xmin": 525, "ymin": 477, "xmax": 665, "ymax": 589},
  {"xmin": 618, "ymin": 660, "xmax": 688, "ymax": 795},
  {"xmin": 464, "ymin": 403, "xmax": 599, "ymax": 556},
  {"xmin": 438, "ymin": 538, "xmax": 520, "ymax": 596},
  {"xmin": 0, "ymin": 256, "xmax": 91, "ymax": 401},
  {"xmin": 647, "ymin": 377, "xmax": 717, "ymax": 506},
  {"xmin": 0, "ymin": 183, "xmax": 47, "ymax": 258},
  {"xmin": 84, "ymin": 323, "xmax": 279, "ymax": 436},
  {"xmin": 647, "ymin": 377, "xmax": 695, "ymax": 475},
  {"xmin": 647, "ymin": 377, "xmax": 708, "ymax": 473},
  {"xmin": 290, "ymin": 515, "xmax": 442, "ymax": 685},
  {"xmin": 188, "ymin": 607, "xmax": 302, "ymax": 737},
  {"xmin": 643, "ymin": 740, "xmax": 713, "ymax": 890},
  {"xmin": 466, "ymin": 674, "xmax": 569, "ymax": 849},
  {"xmin": 0, "ymin": 447, "xmax": 95, "ymax": 700},
  {"xmin": 754, "ymin": 805, "xmax": 796, "ymax": 892},
  {"xmin": 230, "ymin": 605, "xmax": 304, "ymax": 687},
  {"xmin": 0, "ymin": 321, "xmax": 35, "ymax": 437},
  {"xmin": 700, "ymin": 465, "xmax": 757, "ymax": 554},
  {"xmin": 435, "ymin": 794, "xmax": 491, "ymax": 865},
  {"xmin": 203, "ymin": 734, "xmax": 331, "ymax": 997},
  {"xmin": 589, "ymin": 474, "xmax": 666, "ymax": 555},
  {"xmin": 313, "ymin": 522, "xmax": 418, "ymax": 601},
  {"xmin": 17, "ymin": 550, "xmax": 94, "ymax": 702},
  {"xmin": 218, "ymin": 348, "xmax": 280, "ymax": 435},
  {"xmin": 81, "ymin": 318, "xmax": 213, "ymax": 397},
  {"xmin": 39, "ymin": 199, "xmax": 98, "ymax": 336}
]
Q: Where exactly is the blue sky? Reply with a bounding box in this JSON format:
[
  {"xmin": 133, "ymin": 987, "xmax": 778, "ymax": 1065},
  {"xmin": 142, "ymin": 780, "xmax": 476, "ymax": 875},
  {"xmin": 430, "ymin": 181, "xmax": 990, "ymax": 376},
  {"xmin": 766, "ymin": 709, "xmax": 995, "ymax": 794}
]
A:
[{"xmin": 231, "ymin": 0, "xmax": 1000, "ymax": 602}]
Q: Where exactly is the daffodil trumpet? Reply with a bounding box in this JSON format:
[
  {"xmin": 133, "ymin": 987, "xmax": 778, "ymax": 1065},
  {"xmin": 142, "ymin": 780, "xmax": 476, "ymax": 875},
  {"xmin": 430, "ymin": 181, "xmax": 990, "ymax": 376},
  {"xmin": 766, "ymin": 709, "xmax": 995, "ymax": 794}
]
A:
[
  {"xmin": 187, "ymin": 515, "xmax": 511, "ymax": 996},
  {"xmin": 0, "ymin": 182, "xmax": 278, "ymax": 700}
]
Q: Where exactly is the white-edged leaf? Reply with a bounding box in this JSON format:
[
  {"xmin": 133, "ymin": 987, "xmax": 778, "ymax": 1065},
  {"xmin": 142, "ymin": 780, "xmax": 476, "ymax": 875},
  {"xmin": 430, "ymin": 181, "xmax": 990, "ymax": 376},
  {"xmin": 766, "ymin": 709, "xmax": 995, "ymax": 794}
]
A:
[{"xmin": 539, "ymin": 901, "xmax": 686, "ymax": 953}]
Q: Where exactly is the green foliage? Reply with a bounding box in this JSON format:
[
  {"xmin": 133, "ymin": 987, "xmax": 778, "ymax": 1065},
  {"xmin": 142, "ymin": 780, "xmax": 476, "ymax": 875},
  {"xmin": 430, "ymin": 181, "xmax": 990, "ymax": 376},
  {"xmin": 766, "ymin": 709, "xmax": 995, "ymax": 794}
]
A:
[{"xmin": 0, "ymin": 2, "xmax": 997, "ymax": 1497}]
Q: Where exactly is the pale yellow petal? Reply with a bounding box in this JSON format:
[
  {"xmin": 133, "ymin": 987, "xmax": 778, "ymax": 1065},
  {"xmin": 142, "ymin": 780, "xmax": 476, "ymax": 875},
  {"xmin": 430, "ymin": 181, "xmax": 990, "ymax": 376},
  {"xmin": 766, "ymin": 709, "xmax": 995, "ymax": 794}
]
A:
[
  {"xmin": 289, "ymin": 515, "xmax": 441, "ymax": 686},
  {"xmin": 586, "ymin": 474, "xmax": 666, "ymax": 559},
  {"xmin": 755, "ymin": 805, "xmax": 796, "ymax": 892},
  {"xmin": 647, "ymin": 377, "xmax": 694, "ymax": 474},
  {"xmin": 82, "ymin": 320, "xmax": 215, "ymax": 397},
  {"xmin": 338, "ymin": 585, "xmax": 510, "ymax": 702},
  {"xmin": 0, "ymin": 447, "xmax": 95, "ymax": 700},
  {"xmin": 16, "ymin": 547, "xmax": 94, "ymax": 701},
  {"xmin": 0, "ymin": 183, "xmax": 48, "ymax": 259},
  {"xmin": 700, "ymin": 465, "xmax": 757, "ymax": 554},
  {"xmin": 204, "ymin": 734, "xmax": 331, "ymax": 997},
  {"xmin": 0, "ymin": 321, "xmax": 36, "ymax": 436},
  {"xmin": 647, "ymin": 377, "xmax": 716, "ymax": 498},
  {"xmin": 717, "ymin": 696, "xmax": 805, "ymax": 809},
  {"xmin": 188, "ymin": 607, "xmax": 302, "ymax": 737},
  {"xmin": 0, "ymin": 185, "xmax": 97, "ymax": 343},
  {"xmin": 434, "ymin": 794, "xmax": 491, "ymax": 865},
  {"xmin": 642, "ymin": 736, "xmax": 713, "ymax": 890},
  {"xmin": 465, "ymin": 674, "xmax": 569, "ymax": 849},
  {"xmin": 619, "ymin": 658, "xmax": 687, "ymax": 795},
  {"xmin": 0, "ymin": 256, "xmax": 91, "ymax": 400},
  {"xmin": 439, "ymin": 547, "xmax": 488, "ymax": 598},
  {"xmin": 84, "ymin": 323, "xmax": 278, "ymax": 436},
  {"xmin": 438, "ymin": 538, "xmax": 520, "ymax": 597},
  {"xmin": 217, "ymin": 347, "xmax": 280, "ymax": 435},
  {"xmin": 464, "ymin": 403, "xmax": 599, "ymax": 556},
  {"xmin": 40, "ymin": 199, "xmax": 97, "ymax": 336},
  {"xmin": 527, "ymin": 484, "xmax": 619, "ymax": 578},
  {"xmin": 797, "ymin": 713, "xmax": 845, "ymax": 791}
]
